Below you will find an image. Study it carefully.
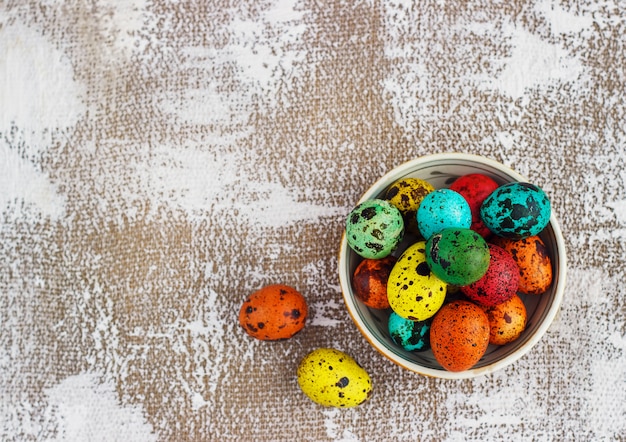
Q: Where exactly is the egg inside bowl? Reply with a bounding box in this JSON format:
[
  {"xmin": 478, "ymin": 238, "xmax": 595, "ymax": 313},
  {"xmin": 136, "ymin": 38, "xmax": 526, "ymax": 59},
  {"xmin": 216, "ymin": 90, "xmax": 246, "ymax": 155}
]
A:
[{"xmin": 338, "ymin": 153, "xmax": 567, "ymax": 379}]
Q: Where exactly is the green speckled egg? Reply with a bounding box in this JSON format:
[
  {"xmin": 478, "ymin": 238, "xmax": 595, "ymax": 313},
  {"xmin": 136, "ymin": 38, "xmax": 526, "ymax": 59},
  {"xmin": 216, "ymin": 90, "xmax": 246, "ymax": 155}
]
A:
[
  {"xmin": 346, "ymin": 199, "xmax": 404, "ymax": 259},
  {"xmin": 297, "ymin": 348, "xmax": 372, "ymax": 408},
  {"xmin": 387, "ymin": 241, "xmax": 447, "ymax": 321},
  {"xmin": 426, "ymin": 228, "xmax": 490, "ymax": 286}
]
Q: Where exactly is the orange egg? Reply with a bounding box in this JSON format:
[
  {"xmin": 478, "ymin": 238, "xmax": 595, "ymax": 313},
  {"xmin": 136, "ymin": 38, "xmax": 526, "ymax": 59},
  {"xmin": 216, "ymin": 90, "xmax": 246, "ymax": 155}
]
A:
[
  {"xmin": 430, "ymin": 300, "xmax": 490, "ymax": 372},
  {"xmin": 480, "ymin": 294, "xmax": 527, "ymax": 345},
  {"xmin": 491, "ymin": 236, "xmax": 553, "ymax": 294},
  {"xmin": 352, "ymin": 256, "xmax": 396, "ymax": 309},
  {"xmin": 239, "ymin": 284, "xmax": 308, "ymax": 340}
]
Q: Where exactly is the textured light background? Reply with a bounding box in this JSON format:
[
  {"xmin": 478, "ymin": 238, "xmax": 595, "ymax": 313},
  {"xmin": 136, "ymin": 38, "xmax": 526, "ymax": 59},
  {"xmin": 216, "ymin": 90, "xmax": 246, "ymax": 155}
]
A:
[{"xmin": 1, "ymin": 1, "xmax": 625, "ymax": 441}]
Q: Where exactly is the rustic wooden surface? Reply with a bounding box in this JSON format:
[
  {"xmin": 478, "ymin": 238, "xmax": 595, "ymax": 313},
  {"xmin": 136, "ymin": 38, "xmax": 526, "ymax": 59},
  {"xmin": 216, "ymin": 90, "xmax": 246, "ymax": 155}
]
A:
[{"xmin": 1, "ymin": 1, "xmax": 624, "ymax": 441}]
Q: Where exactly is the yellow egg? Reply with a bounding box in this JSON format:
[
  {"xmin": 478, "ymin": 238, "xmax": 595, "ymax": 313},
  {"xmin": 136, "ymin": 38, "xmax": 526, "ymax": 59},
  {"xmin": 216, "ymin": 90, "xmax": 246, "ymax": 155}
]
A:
[
  {"xmin": 387, "ymin": 241, "xmax": 447, "ymax": 321},
  {"xmin": 385, "ymin": 178, "xmax": 435, "ymax": 235},
  {"xmin": 297, "ymin": 348, "xmax": 372, "ymax": 408}
]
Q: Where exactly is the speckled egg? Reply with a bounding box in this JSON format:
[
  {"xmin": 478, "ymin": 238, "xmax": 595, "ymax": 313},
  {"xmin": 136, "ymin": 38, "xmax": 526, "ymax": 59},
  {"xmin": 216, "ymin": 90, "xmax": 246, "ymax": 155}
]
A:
[
  {"xmin": 385, "ymin": 177, "xmax": 435, "ymax": 235},
  {"xmin": 425, "ymin": 228, "xmax": 490, "ymax": 286},
  {"xmin": 461, "ymin": 244, "xmax": 520, "ymax": 307},
  {"xmin": 352, "ymin": 256, "xmax": 396, "ymax": 309},
  {"xmin": 480, "ymin": 182, "xmax": 551, "ymax": 239},
  {"xmin": 417, "ymin": 189, "xmax": 472, "ymax": 240},
  {"xmin": 346, "ymin": 199, "xmax": 404, "ymax": 259},
  {"xmin": 388, "ymin": 311, "xmax": 431, "ymax": 352},
  {"xmin": 297, "ymin": 348, "xmax": 372, "ymax": 408},
  {"xmin": 480, "ymin": 294, "xmax": 527, "ymax": 345},
  {"xmin": 430, "ymin": 300, "xmax": 490, "ymax": 372},
  {"xmin": 387, "ymin": 241, "xmax": 447, "ymax": 321},
  {"xmin": 491, "ymin": 235, "xmax": 553, "ymax": 295},
  {"xmin": 239, "ymin": 284, "xmax": 308, "ymax": 340},
  {"xmin": 449, "ymin": 173, "xmax": 500, "ymax": 238}
]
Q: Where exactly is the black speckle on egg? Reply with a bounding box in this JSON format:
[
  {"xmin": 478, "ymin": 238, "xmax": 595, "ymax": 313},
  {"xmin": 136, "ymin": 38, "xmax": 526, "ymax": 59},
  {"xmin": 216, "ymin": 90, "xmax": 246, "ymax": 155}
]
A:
[
  {"xmin": 386, "ymin": 185, "xmax": 399, "ymax": 199},
  {"xmin": 361, "ymin": 207, "xmax": 377, "ymax": 220},
  {"xmin": 511, "ymin": 203, "xmax": 528, "ymax": 220},
  {"xmin": 371, "ymin": 229, "xmax": 384, "ymax": 240},
  {"xmin": 416, "ymin": 262, "xmax": 430, "ymax": 276},
  {"xmin": 499, "ymin": 217, "xmax": 515, "ymax": 230},
  {"xmin": 518, "ymin": 183, "xmax": 539, "ymax": 191},
  {"xmin": 365, "ymin": 242, "xmax": 384, "ymax": 253},
  {"xmin": 336, "ymin": 377, "xmax": 350, "ymax": 388}
]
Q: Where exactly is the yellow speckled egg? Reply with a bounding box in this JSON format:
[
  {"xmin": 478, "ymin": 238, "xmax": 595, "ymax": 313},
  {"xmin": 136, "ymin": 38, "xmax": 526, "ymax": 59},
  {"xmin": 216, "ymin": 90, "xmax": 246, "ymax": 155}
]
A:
[
  {"xmin": 385, "ymin": 178, "xmax": 435, "ymax": 234},
  {"xmin": 387, "ymin": 241, "xmax": 447, "ymax": 321},
  {"xmin": 297, "ymin": 348, "xmax": 372, "ymax": 408}
]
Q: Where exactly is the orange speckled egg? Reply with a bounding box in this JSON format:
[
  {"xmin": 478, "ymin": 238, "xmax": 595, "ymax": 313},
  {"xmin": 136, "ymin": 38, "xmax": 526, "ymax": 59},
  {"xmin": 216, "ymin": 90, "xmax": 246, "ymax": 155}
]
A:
[
  {"xmin": 239, "ymin": 284, "xmax": 308, "ymax": 340},
  {"xmin": 352, "ymin": 256, "xmax": 396, "ymax": 309},
  {"xmin": 430, "ymin": 300, "xmax": 490, "ymax": 372},
  {"xmin": 480, "ymin": 294, "xmax": 527, "ymax": 345},
  {"xmin": 491, "ymin": 235, "xmax": 553, "ymax": 295}
]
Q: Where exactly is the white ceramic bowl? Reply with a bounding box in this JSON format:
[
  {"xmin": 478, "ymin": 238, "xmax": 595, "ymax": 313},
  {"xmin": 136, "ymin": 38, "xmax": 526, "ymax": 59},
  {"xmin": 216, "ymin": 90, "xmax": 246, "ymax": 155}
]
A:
[{"xmin": 338, "ymin": 153, "xmax": 567, "ymax": 379}]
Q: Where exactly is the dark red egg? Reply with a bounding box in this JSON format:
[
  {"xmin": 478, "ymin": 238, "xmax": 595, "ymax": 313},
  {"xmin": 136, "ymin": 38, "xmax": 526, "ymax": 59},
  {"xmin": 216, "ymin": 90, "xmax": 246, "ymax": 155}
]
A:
[
  {"xmin": 461, "ymin": 244, "xmax": 519, "ymax": 307},
  {"xmin": 449, "ymin": 174, "xmax": 499, "ymax": 238}
]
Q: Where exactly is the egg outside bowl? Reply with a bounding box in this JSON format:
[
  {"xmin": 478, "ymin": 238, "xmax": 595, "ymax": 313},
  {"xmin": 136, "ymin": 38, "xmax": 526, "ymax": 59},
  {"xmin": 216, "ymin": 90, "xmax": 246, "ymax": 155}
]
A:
[{"xmin": 338, "ymin": 153, "xmax": 567, "ymax": 379}]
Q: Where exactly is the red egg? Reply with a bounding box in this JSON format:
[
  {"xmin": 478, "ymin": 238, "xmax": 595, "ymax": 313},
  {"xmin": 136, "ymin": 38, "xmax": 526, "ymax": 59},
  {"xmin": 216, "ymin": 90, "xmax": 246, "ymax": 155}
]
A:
[
  {"xmin": 449, "ymin": 174, "xmax": 499, "ymax": 238},
  {"xmin": 461, "ymin": 244, "xmax": 520, "ymax": 307},
  {"xmin": 352, "ymin": 256, "xmax": 396, "ymax": 309},
  {"xmin": 491, "ymin": 235, "xmax": 553, "ymax": 295},
  {"xmin": 430, "ymin": 300, "xmax": 490, "ymax": 372}
]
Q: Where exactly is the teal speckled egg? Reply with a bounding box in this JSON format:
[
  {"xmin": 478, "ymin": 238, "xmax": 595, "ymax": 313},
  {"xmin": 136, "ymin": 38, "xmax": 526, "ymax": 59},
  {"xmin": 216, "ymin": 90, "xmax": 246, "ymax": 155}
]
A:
[
  {"xmin": 426, "ymin": 228, "xmax": 490, "ymax": 286},
  {"xmin": 346, "ymin": 199, "xmax": 404, "ymax": 259},
  {"xmin": 416, "ymin": 189, "xmax": 472, "ymax": 240},
  {"xmin": 480, "ymin": 182, "xmax": 551, "ymax": 239},
  {"xmin": 388, "ymin": 311, "xmax": 431, "ymax": 352}
]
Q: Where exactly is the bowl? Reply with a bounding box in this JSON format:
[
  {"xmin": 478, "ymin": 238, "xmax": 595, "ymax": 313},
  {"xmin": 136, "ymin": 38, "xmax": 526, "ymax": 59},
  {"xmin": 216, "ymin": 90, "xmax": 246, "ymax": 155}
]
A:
[{"xmin": 338, "ymin": 153, "xmax": 567, "ymax": 379}]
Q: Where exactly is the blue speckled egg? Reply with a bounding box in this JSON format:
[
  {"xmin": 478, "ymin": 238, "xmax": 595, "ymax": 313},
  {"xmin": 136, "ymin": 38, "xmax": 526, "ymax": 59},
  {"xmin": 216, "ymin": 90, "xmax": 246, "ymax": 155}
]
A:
[
  {"xmin": 388, "ymin": 311, "xmax": 431, "ymax": 352},
  {"xmin": 346, "ymin": 199, "xmax": 404, "ymax": 259},
  {"xmin": 480, "ymin": 182, "xmax": 551, "ymax": 239},
  {"xmin": 416, "ymin": 189, "xmax": 472, "ymax": 240}
]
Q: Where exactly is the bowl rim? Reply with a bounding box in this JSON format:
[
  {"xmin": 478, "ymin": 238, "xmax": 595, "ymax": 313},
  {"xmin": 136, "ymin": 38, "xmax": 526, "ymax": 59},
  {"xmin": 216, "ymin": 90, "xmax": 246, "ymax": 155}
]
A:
[{"xmin": 338, "ymin": 152, "xmax": 567, "ymax": 379}]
